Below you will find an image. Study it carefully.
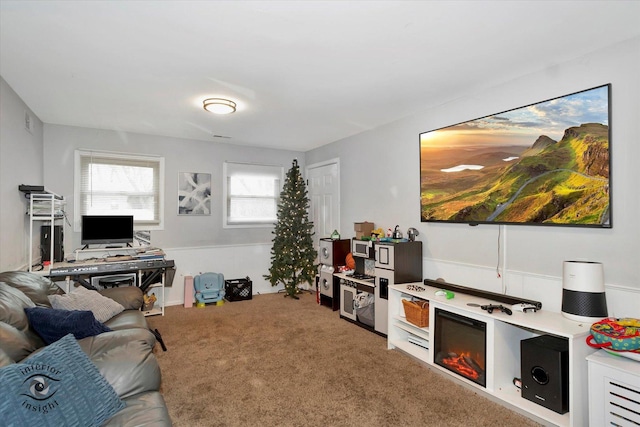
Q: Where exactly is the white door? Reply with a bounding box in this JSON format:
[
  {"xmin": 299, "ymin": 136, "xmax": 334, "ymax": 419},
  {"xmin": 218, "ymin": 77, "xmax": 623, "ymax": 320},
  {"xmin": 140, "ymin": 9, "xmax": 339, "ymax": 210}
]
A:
[{"xmin": 306, "ymin": 159, "xmax": 340, "ymax": 261}]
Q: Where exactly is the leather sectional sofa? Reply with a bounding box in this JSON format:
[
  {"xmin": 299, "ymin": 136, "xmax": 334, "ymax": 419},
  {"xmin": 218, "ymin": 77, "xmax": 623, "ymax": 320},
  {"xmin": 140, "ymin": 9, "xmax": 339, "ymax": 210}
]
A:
[{"xmin": 0, "ymin": 271, "xmax": 171, "ymax": 426}]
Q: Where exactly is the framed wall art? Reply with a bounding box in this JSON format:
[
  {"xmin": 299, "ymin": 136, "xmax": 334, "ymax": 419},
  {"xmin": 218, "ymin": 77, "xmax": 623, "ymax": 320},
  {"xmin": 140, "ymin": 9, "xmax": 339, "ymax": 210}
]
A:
[{"xmin": 178, "ymin": 172, "xmax": 211, "ymax": 215}]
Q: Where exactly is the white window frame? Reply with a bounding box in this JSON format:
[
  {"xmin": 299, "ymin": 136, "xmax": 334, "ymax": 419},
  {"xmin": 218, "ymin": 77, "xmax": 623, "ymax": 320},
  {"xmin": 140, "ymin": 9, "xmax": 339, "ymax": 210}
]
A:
[
  {"xmin": 74, "ymin": 149, "xmax": 165, "ymax": 231},
  {"xmin": 223, "ymin": 161, "xmax": 283, "ymax": 229}
]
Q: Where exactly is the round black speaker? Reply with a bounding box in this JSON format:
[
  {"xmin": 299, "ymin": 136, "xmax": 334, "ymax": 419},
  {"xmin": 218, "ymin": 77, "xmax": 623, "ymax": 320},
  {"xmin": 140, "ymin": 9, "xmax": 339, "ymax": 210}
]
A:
[
  {"xmin": 521, "ymin": 335, "xmax": 569, "ymax": 414},
  {"xmin": 531, "ymin": 366, "xmax": 549, "ymax": 385}
]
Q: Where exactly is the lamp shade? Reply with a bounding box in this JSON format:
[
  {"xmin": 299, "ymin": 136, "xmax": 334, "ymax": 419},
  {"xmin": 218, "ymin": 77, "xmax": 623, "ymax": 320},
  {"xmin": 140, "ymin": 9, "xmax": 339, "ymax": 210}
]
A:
[{"xmin": 561, "ymin": 261, "xmax": 607, "ymax": 322}]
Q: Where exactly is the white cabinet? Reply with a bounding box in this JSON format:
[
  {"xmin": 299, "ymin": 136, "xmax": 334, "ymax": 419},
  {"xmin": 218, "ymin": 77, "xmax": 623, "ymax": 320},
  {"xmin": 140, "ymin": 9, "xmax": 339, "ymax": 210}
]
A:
[
  {"xmin": 587, "ymin": 350, "xmax": 640, "ymax": 426},
  {"xmin": 387, "ymin": 301, "xmax": 430, "ymax": 361},
  {"xmin": 388, "ymin": 283, "xmax": 595, "ymax": 427},
  {"xmin": 24, "ymin": 191, "xmax": 66, "ymax": 273}
]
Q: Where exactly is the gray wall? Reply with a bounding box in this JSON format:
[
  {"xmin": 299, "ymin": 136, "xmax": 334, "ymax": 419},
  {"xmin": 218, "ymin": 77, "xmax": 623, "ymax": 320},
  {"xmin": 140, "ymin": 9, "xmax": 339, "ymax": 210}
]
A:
[
  {"xmin": 0, "ymin": 77, "xmax": 44, "ymax": 270},
  {"xmin": 42, "ymin": 125, "xmax": 304, "ymax": 252},
  {"xmin": 2, "ymin": 37, "xmax": 639, "ymax": 295},
  {"xmin": 307, "ymin": 37, "xmax": 640, "ymax": 291}
]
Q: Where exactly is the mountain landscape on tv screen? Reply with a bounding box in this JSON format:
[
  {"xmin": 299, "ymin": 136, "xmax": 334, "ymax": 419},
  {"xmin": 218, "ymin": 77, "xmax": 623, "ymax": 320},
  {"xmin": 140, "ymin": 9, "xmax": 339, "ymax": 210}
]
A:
[{"xmin": 420, "ymin": 122, "xmax": 610, "ymax": 226}]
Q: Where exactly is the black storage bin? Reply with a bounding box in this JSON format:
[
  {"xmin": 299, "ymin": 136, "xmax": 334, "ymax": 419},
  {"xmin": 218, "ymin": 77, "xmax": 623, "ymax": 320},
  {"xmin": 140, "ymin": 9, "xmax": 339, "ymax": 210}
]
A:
[{"xmin": 225, "ymin": 277, "xmax": 253, "ymax": 301}]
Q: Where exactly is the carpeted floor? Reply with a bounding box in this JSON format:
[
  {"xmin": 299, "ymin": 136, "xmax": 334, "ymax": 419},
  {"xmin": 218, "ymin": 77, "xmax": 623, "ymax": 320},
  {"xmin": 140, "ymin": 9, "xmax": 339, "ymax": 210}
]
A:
[{"xmin": 147, "ymin": 292, "xmax": 541, "ymax": 427}]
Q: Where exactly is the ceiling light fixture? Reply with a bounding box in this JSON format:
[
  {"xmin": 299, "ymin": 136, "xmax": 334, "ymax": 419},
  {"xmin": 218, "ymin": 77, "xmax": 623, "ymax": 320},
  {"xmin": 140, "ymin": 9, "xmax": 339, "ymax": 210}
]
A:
[{"xmin": 203, "ymin": 98, "xmax": 236, "ymax": 115}]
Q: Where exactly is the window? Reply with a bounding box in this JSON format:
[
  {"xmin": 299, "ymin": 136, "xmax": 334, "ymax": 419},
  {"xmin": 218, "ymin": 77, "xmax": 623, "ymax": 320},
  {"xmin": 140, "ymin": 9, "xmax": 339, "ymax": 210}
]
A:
[
  {"xmin": 74, "ymin": 150, "xmax": 164, "ymax": 230},
  {"xmin": 223, "ymin": 162, "xmax": 283, "ymax": 228}
]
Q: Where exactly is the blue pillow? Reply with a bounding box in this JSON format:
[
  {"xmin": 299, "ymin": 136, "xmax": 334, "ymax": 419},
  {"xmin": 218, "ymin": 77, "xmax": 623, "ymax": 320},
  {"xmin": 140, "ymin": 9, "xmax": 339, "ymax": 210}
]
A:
[
  {"xmin": 24, "ymin": 307, "xmax": 112, "ymax": 344},
  {"xmin": 0, "ymin": 334, "xmax": 125, "ymax": 426}
]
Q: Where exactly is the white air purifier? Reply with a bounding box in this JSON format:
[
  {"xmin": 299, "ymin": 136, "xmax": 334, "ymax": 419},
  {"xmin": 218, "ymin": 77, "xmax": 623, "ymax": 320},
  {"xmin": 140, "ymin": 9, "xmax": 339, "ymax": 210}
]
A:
[{"xmin": 561, "ymin": 261, "xmax": 608, "ymax": 322}]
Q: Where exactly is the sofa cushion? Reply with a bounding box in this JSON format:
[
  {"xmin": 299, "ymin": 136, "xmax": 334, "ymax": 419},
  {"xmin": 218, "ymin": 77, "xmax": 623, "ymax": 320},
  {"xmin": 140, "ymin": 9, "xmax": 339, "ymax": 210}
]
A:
[
  {"xmin": 99, "ymin": 286, "xmax": 144, "ymax": 310},
  {"xmin": 102, "ymin": 391, "xmax": 172, "ymax": 427},
  {"xmin": 0, "ymin": 334, "xmax": 125, "ymax": 426},
  {"xmin": 0, "ymin": 271, "xmax": 64, "ymax": 307},
  {"xmin": 49, "ymin": 285, "xmax": 125, "ymax": 323},
  {"xmin": 0, "ymin": 322, "xmax": 41, "ymax": 362},
  {"xmin": 0, "ymin": 347, "xmax": 13, "ymax": 368},
  {"xmin": 78, "ymin": 328, "xmax": 160, "ymax": 398},
  {"xmin": 105, "ymin": 309, "xmax": 149, "ymax": 331},
  {"xmin": 24, "ymin": 307, "xmax": 112, "ymax": 345},
  {"xmin": 0, "ymin": 282, "xmax": 35, "ymax": 330}
]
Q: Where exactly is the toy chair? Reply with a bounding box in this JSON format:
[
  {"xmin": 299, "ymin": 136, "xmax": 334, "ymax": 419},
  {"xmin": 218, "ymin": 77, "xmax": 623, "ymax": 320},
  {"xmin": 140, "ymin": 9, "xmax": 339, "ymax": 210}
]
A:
[{"xmin": 194, "ymin": 272, "xmax": 225, "ymax": 304}]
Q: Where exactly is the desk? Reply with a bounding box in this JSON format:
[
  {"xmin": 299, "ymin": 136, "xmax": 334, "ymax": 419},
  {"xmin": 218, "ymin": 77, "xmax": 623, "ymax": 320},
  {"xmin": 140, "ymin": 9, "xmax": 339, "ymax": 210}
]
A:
[{"xmin": 47, "ymin": 256, "xmax": 175, "ymax": 316}]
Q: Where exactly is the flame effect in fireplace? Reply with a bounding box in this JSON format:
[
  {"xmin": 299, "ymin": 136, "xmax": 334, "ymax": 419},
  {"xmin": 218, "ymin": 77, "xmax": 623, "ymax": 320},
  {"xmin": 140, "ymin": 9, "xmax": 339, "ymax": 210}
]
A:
[{"xmin": 441, "ymin": 352, "xmax": 484, "ymax": 380}]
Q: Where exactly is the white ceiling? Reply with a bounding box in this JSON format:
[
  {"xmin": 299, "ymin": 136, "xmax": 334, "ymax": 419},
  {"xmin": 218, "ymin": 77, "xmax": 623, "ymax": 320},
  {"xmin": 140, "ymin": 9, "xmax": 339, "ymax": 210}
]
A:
[{"xmin": 1, "ymin": 1, "xmax": 639, "ymax": 152}]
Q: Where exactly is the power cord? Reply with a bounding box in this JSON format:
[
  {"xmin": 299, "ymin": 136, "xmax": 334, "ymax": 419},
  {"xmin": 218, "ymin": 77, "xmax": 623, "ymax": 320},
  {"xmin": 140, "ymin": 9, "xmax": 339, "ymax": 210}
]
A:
[{"xmin": 496, "ymin": 225, "xmax": 502, "ymax": 278}]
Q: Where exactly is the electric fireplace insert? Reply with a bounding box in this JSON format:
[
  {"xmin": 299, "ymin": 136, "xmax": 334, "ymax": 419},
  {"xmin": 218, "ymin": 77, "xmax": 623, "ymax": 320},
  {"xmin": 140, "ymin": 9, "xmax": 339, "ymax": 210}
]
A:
[{"xmin": 434, "ymin": 308, "xmax": 487, "ymax": 387}]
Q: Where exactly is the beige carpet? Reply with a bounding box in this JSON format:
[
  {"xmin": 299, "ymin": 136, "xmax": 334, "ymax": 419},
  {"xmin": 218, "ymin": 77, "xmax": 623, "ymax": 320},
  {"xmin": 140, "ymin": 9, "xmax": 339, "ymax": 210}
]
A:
[{"xmin": 147, "ymin": 292, "xmax": 541, "ymax": 427}]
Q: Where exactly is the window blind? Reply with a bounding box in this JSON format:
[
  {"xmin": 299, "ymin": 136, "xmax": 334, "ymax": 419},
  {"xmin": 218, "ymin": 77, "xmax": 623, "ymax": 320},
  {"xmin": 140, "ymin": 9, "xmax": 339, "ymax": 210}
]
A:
[
  {"xmin": 224, "ymin": 162, "xmax": 283, "ymax": 226},
  {"xmin": 77, "ymin": 150, "xmax": 163, "ymax": 227}
]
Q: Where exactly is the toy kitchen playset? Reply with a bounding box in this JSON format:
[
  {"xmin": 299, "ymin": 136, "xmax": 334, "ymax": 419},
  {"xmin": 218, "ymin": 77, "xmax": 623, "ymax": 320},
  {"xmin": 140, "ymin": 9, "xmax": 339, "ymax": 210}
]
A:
[
  {"xmin": 318, "ymin": 237, "xmax": 351, "ymax": 311},
  {"xmin": 334, "ymin": 223, "xmax": 423, "ymax": 336}
]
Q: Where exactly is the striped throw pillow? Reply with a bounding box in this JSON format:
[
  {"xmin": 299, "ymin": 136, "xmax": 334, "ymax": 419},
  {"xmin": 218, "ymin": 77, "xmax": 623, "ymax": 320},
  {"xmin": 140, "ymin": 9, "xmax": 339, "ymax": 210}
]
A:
[{"xmin": 48, "ymin": 286, "xmax": 125, "ymax": 323}]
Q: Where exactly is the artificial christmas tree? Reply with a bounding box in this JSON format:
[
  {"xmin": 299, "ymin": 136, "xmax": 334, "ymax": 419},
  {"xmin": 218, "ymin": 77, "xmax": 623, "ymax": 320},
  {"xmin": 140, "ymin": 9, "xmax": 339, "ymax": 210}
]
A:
[{"xmin": 264, "ymin": 159, "xmax": 317, "ymax": 299}]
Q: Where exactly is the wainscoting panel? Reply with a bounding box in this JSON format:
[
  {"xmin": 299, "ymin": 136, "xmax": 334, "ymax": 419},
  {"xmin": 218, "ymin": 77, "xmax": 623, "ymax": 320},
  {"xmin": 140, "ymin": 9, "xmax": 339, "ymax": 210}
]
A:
[
  {"xmin": 159, "ymin": 248, "xmax": 637, "ymax": 317},
  {"xmin": 424, "ymin": 258, "xmax": 504, "ymax": 294},
  {"xmin": 163, "ymin": 244, "xmax": 283, "ymax": 306},
  {"xmin": 424, "ymin": 257, "xmax": 638, "ymax": 318}
]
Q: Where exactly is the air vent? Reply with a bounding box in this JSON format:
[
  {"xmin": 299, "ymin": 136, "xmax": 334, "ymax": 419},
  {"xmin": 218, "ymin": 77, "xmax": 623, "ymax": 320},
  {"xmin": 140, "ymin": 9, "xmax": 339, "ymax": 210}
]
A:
[{"xmin": 605, "ymin": 379, "xmax": 640, "ymax": 426}]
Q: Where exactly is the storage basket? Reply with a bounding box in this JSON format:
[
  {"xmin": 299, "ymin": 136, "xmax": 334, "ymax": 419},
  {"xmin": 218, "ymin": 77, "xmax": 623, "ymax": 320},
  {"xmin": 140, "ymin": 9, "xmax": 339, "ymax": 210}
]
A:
[
  {"xmin": 586, "ymin": 317, "xmax": 640, "ymax": 353},
  {"xmin": 142, "ymin": 293, "xmax": 157, "ymax": 311},
  {"xmin": 402, "ymin": 299, "xmax": 429, "ymax": 327},
  {"xmin": 141, "ymin": 301, "xmax": 155, "ymax": 311},
  {"xmin": 224, "ymin": 277, "xmax": 252, "ymax": 301}
]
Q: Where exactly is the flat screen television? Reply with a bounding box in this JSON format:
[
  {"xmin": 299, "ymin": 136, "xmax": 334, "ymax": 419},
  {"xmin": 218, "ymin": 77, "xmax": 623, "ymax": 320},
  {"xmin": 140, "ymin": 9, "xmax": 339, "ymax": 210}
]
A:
[
  {"xmin": 419, "ymin": 84, "xmax": 611, "ymax": 228},
  {"xmin": 81, "ymin": 215, "xmax": 134, "ymax": 246}
]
